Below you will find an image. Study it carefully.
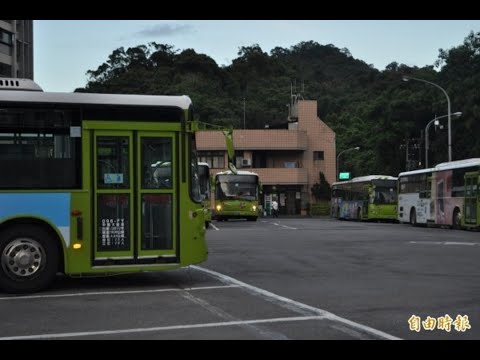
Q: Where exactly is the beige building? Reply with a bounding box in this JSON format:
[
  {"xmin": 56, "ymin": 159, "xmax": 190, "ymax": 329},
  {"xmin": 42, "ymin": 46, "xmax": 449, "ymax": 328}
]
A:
[
  {"xmin": 0, "ymin": 20, "xmax": 33, "ymax": 79},
  {"xmin": 196, "ymin": 99, "xmax": 336, "ymax": 216}
]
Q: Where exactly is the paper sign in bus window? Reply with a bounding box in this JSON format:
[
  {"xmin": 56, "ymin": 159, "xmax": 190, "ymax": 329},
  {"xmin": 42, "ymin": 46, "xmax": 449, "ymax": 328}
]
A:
[{"xmin": 104, "ymin": 173, "xmax": 124, "ymax": 184}]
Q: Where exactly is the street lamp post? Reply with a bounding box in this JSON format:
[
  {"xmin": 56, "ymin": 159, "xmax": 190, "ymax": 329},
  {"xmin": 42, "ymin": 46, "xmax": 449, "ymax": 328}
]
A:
[
  {"xmin": 424, "ymin": 112, "xmax": 462, "ymax": 168},
  {"xmin": 336, "ymin": 146, "xmax": 360, "ymax": 181},
  {"xmin": 243, "ymin": 97, "xmax": 246, "ymax": 129},
  {"xmin": 403, "ymin": 76, "xmax": 452, "ymax": 162}
]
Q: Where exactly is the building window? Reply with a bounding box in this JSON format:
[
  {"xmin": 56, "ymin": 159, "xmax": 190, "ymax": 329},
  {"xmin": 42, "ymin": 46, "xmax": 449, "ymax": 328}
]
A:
[
  {"xmin": 0, "ymin": 29, "xmax": 13, "ymax": 45},
  {"xmin": 0, "ymin": 63, "xmax": 12, "ymax": 77},
  {"xmin": 198, "ymin": 151, "xmax": 225, "ymax": 169},
  {"xmin": 313, "ymin": 151, "xmax": 324, "ymax": 160}
]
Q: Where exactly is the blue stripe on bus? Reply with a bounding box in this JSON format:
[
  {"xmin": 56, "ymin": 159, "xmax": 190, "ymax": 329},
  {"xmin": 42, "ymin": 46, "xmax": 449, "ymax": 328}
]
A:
[{"xmin": 0, "ymin": 193, "xmax": 70, "ymax": 227}]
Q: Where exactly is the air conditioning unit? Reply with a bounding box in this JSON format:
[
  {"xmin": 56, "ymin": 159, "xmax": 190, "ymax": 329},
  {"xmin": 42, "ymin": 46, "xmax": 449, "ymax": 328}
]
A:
[{"xmin": 242, "ymin": 159, "xmax": 252, "ymax": 167}]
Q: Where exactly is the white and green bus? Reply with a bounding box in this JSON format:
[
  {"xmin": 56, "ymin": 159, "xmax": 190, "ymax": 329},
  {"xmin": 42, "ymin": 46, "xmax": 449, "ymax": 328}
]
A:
[
  {"xmin": 397, "ymin": 168, "xmax": 434, "ymax": 225},
  {"xmin": 214, "ymin": 170, "xmax": 259, "ymax": 222},
  {"xmin": 0, "ymin": 79, "xmax": 207, "ymax": 293}
]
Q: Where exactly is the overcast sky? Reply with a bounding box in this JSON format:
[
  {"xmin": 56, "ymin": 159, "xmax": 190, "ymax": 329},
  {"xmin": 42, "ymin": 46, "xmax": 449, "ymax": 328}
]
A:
[{"xmin": 34, "ymin": 20, "xmax": 480, "ymax": 92}]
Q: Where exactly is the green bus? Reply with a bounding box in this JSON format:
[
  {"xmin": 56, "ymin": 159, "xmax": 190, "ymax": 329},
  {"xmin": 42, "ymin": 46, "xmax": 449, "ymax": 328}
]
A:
[
  {"xmin": 0, "ymin": 79, "xmax": 207, "ymax": 293},
  {"xmin": 331, "ymin": 175, "xmax": 398, "ymax": 221},
  {"xmin": 214, "ymin": 170, "xmax": 259, "ymax": 222},
  {"xmin": 198, "ymin": 162, "xmax": 212, "ymax": 228}
]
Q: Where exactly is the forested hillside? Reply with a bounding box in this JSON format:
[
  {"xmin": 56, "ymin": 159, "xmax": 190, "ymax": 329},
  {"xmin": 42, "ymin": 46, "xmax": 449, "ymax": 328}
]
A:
[{"xmin": 77, "ymin": 32, "xmax": 480, "ymax": 177}]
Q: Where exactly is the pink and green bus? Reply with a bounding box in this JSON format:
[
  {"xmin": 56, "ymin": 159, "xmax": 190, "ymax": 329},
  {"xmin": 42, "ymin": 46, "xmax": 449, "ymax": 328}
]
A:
[
  {"xmin": 431, "ymin": 158, "xmax": 480, "ymax": 229},
  {"xmin": 397, "ymin": 158, "xmax": 480, "ymax": 229},
  {"xmin": 0, "ymin": 79, "xmax": 207, "ymax": 293}
]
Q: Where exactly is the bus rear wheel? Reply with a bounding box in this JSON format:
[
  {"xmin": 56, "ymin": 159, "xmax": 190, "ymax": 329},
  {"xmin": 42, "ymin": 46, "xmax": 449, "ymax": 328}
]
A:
[{"xmin": 0, "ymin": 225, "xmax": 59, "ymax": 294}]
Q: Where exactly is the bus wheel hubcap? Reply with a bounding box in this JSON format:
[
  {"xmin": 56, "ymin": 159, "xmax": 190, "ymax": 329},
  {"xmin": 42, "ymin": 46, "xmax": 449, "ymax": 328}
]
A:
[{"xmin": 2, "ymin": 239, "xmax": 44, "ymax": 278}]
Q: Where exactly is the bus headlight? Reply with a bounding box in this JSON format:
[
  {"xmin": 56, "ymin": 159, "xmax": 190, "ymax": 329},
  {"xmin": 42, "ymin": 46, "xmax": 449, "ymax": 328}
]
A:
[
  {"xmin": 216, "ymin": 204, "xmax": 222, "ymax": 211},
  {"xmin": 252, "ymin": 205, "xmax": 257, "ymax": 212}
]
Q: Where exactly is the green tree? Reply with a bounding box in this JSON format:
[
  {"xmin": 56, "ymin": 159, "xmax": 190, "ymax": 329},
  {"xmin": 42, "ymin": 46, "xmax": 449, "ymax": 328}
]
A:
[{"xmin": 311, "ymin": 172, "xmax": 331, "ymax": 201}]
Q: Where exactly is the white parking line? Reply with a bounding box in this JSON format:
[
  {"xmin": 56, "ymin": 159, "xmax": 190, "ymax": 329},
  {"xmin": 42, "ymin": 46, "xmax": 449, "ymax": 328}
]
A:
[
  {"xmin": 409, "ymin": 241, "xmax": 478, "ymax": 246},
  {"xmin": 192, "ymin": 266, "xmax": 401, "ymax": 340},
  {"xmin": 273, "ymin": 222, "xmax": 297, "ymax": 230},
  {"xmin": 181, "ymin": 291, "xmax": 289, "ymax": 339},
  {"xmin": 0, "ymin": 285, "xmax": 239, "ymax": 301},
  {"xmin": 0, "ymin": 316, "xmax": 325, "ymax": 340},
  {"xmin": 210, "ymin": 223, "xmax": 220, "ymax": 231}
]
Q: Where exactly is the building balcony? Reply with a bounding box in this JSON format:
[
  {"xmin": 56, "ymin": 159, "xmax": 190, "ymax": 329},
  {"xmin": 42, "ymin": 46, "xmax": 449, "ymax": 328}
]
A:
[
  {"xmin": 252, "ymin": 168, "xmax": 308, "ymax": 185},
  {"xmin": 196, "ymin": 129, "xmax": 308, "ymax": 151}
]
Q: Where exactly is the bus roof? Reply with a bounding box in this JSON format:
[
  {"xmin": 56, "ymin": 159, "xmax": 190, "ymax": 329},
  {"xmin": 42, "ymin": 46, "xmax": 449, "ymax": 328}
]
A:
[
  {"xmin": 332, "ymin": 175, "xmax": 397, "ymax": 186},
  {"xmin": 198, "ymin": 162, "xmax": 210, "ymax": 168},
  {"xmin": 434, "ymin": 158, "xmax": 480, "ymax": 171},
  {"xmin": 0, "ymin": 90, "xmax": 192, "ymax": 110},
  {"xmin": 350, "ymin": 175, "xmax": 397, "ymax": 183},
  {"xmin": 216, "ymin": 170, "xmax": 259, "ymax": 176},
  {"xmin": 398, "ymin": 168, "xmax": 434, "ymax": 177}
]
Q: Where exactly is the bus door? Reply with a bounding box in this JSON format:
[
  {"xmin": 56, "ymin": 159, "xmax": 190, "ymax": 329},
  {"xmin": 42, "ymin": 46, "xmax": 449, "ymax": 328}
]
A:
[
  {"xmin": 426, "ymin": 176, "xmax": 434, "ymax": 222},
  {"xmin": 362, "ymin": 185, "xmax": 370, "ymax": 218},
  {"xmin": 93, "ymin": 130, "xmax": 177, "ymax": 265},
  {"xmin": 464, "ymin": 172, "xmax": 479, "ymax": 226}
]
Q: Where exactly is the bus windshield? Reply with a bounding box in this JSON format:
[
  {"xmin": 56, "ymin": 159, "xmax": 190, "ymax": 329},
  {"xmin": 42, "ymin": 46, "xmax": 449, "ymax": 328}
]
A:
[
  {"xmin": 216, "ymin": 175, "xmax": 258, "ymax": 201},
  {"xmin": 374, "ymin": 186, "xmax": 397, "ymax": 204}
]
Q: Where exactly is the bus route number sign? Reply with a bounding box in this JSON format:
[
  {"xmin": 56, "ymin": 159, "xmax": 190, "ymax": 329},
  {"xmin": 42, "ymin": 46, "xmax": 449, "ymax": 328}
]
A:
[{"xmin": 339, "ymin": 172, "xmax": 350, "ymax": 180}]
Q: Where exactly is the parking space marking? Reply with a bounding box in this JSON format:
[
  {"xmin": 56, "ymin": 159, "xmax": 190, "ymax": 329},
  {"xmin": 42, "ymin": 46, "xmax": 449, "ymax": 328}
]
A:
[
  {"xmin": 210, "ymin": 223, "xmax": 220, "ymax": 231},
  {"xmin": 272, "ymin": 222, "xmax": 297, "ymax": 230},
  {"xmin": 181, "ymin": 291, "xmax": 289, "ymax": 339},
  {"xmin": 0, "ymin": 316, "xmax": 325, "ymax": 340},
  {"xmin": 193, "ymin": 266, "xmax": 401, "ymax": 340},
  {"xmin": 409, "ymin": 241, "xmax": 478, "ymax": 246},
  {"xmin": 0, "ymin": 284, "xmax": 240, "ymax": 301}
]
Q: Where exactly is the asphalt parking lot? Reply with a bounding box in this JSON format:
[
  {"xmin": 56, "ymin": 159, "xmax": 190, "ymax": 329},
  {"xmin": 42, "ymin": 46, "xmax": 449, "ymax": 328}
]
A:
[{"xmin": 1, "ymin": 218, "xmax": 478, "ymax": 340}]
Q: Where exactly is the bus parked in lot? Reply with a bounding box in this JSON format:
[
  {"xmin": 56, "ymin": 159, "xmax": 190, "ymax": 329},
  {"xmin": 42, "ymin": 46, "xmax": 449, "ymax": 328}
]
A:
[
  {"xmin": 331, "ymin": 175, "xmax": 398, "ymax": 221},
  {"xmin": 0, "ymin": 79, "xmax": 207, "ymax": 293},
  {"xmin": 214, "ymin": 170, "xmax": 259, "ymax": 221},
  {"xmin": 398, "ymin": 168, "xmax": 434, "ymax": 225},
  {"xmin": 431, "ymin": 158, "xmax": 480, "ymax": 229},
  {"xmin": 397, "ymin": 158, "xmax": 480, "ymax": 229}
]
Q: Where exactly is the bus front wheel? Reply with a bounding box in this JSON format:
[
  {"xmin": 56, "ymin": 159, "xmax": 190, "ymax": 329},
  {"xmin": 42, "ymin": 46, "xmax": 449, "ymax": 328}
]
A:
[{"xmin": 0, "ymin": 225, "xmax": 59, "ymax": 294}]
